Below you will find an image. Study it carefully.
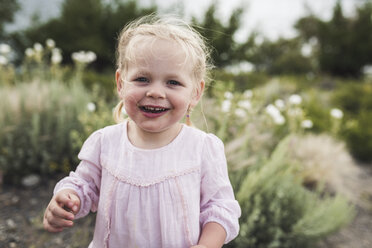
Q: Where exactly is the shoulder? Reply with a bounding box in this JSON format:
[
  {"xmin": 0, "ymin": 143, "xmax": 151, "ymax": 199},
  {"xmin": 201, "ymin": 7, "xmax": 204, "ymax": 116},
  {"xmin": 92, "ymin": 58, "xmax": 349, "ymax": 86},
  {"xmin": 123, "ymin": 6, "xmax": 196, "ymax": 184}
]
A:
[
  {"xmin": 100, "ymin": 121, "xmax": 125, "ymax": 135},
  {"xmin": 81, "ymin": 122, "xmax": 125, "ymax": 150},
  {"xmin": 182, "ymin": 125, "xmax": 225, "ymax": 158},
  {"xmin": 90, "ymin": 122, "xmax": 125, "ymax": 140}
]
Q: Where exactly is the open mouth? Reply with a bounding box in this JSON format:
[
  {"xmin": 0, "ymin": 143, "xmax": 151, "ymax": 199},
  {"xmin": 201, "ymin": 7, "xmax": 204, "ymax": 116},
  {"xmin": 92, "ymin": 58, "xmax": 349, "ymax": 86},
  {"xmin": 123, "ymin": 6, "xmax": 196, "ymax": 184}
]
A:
[{"xmin": 139, "ymin": 106, "xmax": 170, "ymax": 113}]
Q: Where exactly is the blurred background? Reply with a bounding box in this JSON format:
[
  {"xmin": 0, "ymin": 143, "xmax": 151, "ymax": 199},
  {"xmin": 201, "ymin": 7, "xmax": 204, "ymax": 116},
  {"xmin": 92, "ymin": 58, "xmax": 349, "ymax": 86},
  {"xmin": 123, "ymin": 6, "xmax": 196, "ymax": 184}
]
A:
[{"xmin": 0, "ymin": 0, "xmax": 372, "ymax": 247}]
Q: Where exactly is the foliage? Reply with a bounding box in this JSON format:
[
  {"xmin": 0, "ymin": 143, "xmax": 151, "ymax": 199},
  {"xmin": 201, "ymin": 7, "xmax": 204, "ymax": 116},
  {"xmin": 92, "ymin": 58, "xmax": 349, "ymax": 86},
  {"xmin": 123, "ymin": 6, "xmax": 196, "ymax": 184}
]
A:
[
  {"xmin": 232, "ymin": 136, "xmax": 354, "ymax": 248},
  {"xmin": 0, "ymin": 0, "xmax": 19, "ymax": 38},
  {"xmin": 282, "ymin": 134, "xmax": 370, "ymax": 208},
  {"xmin": 295, "ymin": 1, "xmax": 372, "ymax": 77},
  {"xmin": 342, "ymin": 110, "xmax": 372, "ymax": 162},
  {"xmin": 0, "ymin": 40, "xmax": 112, "ymax": 184},
  {"xmin": 333, "ymin": 82, "xmax": 372, "ymax": 161},
  {"xmin": 0, "ymin": 39, "xmax": 364, "ymax": 247},
  {"xmin": 82, "ymin": 69, "xmax": 116, "ymax": 101},
  {"xmin": 0, "ymin": 80, "xmax": 91, "ymax": 184},
  {"xmin": 191, "ymin": 3, "xmax": 254, "ymax": 68},
  {"xmin": 9, "ymin": 0, "xmax": 157, "ymax": 69},
  {"xmin": 211, "ymin": 69, "xmax": 269, "ymax": 93},
  {"xmin": 248, "ymin": 37, "xmax": 313, "ymax": 75}
]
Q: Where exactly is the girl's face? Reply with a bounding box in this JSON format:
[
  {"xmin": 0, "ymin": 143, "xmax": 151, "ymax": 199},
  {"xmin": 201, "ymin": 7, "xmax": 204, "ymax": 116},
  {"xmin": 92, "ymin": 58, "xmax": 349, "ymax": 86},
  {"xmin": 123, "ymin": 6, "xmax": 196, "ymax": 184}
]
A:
[{"xmin": 116, "ymin": 37, "xmax": 204, "ymax": 136}]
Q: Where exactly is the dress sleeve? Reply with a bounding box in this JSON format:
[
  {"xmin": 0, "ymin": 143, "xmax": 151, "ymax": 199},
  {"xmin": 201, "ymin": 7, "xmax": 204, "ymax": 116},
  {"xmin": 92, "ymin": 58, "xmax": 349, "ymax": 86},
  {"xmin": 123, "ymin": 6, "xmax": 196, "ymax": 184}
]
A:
[
  {"xmin": 200, "ymin": 134, "xmax": 241, "ymax": 244},
  {"xmin": 54, "ymin": 130, "xmax": 102, "ymax": 219}
]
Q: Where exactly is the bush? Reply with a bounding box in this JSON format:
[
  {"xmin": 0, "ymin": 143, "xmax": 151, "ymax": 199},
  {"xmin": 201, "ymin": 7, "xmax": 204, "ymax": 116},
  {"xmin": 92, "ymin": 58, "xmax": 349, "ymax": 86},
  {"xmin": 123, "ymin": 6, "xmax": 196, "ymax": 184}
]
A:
[
  {"xmin": 212, "ymin": 70, "xmax": 269, "ymax": 93},
  {"xmin": 343, "ymin": 111, "xmax": 372, "ymax": 162},
  {"xmin": 282, "ymin": 134, "xmax": 370, "ymax": 208},
  {"xmin": 82, "ymin": 69, "xmax": 116, "ymax": 102},
  {"xmin": 0, "ymin": 80, "xmax": 92, "ymax": 184},
  {"xmin": 232, "ymin": 136, "xmax": 354, "ymax": 248},
  {"xmin": 333, "ymin": 82, "xmax": 372, "ymax": 162}
]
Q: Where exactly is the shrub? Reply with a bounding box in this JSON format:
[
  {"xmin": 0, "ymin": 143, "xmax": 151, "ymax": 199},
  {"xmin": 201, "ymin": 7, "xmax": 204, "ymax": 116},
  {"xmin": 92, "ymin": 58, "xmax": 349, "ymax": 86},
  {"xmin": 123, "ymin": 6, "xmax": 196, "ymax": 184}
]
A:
[
  {"xmin": 232, "ymin": 136, "xmax": 354, "ymax": 248},
  {"xmin": 333, "ymin": 82, "xmax": 372, "ymax": 162},
  {"xmin": 82, "ymin": 69, "xmax": 116, "ymax": 102},
  {"xmin": 282, "ymin": 134, "xmax": 371, "ymax": 208},
  {"xmin": 0, "ymin": 80, "xmax": 92, "ymax": 184},
  {"xmin": 342, "ymin": 111, "xmax": 372, "ymax": 162}
]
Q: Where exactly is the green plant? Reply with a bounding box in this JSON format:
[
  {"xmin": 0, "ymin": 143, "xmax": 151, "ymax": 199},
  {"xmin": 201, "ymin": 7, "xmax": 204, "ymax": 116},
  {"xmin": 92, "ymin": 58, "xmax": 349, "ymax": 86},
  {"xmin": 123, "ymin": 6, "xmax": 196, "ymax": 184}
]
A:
[
  {"xmin": 232, "ymin": 136, "xmax": 354, "ymax": 248},
  {"xmin": 333, "ymin": 82, "xmax": 372, "ymax": 162},
  {"xmin": 0, "ymin": 80, "xmax": 92, "ymax": 183}
]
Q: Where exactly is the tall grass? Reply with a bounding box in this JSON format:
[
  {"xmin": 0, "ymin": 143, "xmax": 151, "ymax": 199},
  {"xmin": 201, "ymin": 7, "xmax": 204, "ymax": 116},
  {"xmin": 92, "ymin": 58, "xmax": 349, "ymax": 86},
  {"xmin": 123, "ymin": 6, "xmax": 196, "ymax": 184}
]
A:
[{"xmin": 0, "ymin": 79, "xmax": 92, "ymax": 183}]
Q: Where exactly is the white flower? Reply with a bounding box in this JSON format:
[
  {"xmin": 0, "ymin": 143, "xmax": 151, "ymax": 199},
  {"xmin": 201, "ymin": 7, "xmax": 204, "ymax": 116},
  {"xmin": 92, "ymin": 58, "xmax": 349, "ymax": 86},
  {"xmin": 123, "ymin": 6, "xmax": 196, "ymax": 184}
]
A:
[
  {"xmin": 33, "ymin": 43, "xmax": 43, "ymax": 52},
  {"xmin": 72, "ymin": 52, "xmax": 84, "ymax": 63},
  {"xmin": 46, "ymin": 39, "xmax": 56, "ymax": 48},
  {"xmin": 0, "ymin": 43, "xmax": 11, "ymax": 54},
  {"xmin": 25, "ymin": 48, "xmax": 35, "ymax": 57},
  {"xmin": 243, "ymin": 89, "xmax": 253, "ymax": 98},
  {"xmin": 301, "ymin": 119, "xmax": 313, "ymax": 129},
  {"xmin": 0, "ymin": 55, "xmax": 8, "ymax": 65},
  {"xmin": 266, "ymin": 104, "xmax": 280, "ymax": 117},
  {"xmin": 273, "ymin": 114, "xmax": 285, "ymax": 125},
  {"xmin": 224, "ymin": 91, "xmax": 233, "ymax": 100},
  {"xmin": 362, "ymin": 65, "xmax": 372, "ymax": 76},
  {"xmin": 235, "ymin": 108, "xmax": 246, "ymax": 118},
  {"xmin": 87, "ymin": 102, "xmax": 96, "ymax": 112},
  {"xmin": 266, "ymin": 104, "xmax": 285, "ymax": 125},
  {"xmin": 289, "ymin": 94, "xmax": 302, "ymax": 105},
  {"xmin": 51, "ymin": 48, "xmax": 62, "ymax": 64},
  {"xmin": 238, "ymin": 100, "xmax": 251, "ymax": 110},
  {"xmin": 221, "ymin": 99, "xmax": 231, "ymax": 113},
  {"xmin": 275, "ymin": 99, "xmax": 285, "ymax": 110},
  {"xmin": 330, "ymin": 108, "xmax": 343, "ymax": 119},
  {"xmin": 72, "ymin": 50, "xmax": 97, "ymax": 64},
  {"xmin": 301, "ymin": 43, "xmax": 312, "ymax": 57},
  {"xmin": 85, "ymin": 51, "xmax": 97, "ymax": 63}
]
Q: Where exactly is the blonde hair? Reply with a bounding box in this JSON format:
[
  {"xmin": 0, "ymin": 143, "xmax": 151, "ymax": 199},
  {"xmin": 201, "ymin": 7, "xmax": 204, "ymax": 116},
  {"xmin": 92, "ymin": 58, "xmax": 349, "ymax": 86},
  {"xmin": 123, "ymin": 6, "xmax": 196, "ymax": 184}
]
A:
[{"xmin": 113, "ymin": 14, "xmax": 212, "ymax": 123}]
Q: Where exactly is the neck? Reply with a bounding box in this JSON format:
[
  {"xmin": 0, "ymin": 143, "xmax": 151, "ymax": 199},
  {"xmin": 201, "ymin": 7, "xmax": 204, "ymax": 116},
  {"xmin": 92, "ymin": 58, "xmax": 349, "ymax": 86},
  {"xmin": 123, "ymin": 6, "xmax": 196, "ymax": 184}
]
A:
[{"xmin": 127, "ymin": 120, "xmax": 182, "ymax": 149}]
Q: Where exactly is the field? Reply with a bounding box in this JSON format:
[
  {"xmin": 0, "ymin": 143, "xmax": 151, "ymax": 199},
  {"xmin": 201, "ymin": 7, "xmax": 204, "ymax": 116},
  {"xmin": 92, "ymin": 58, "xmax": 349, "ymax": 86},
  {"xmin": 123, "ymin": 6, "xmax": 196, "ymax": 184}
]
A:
[{"xmin": 1, "ymin": 41, "xmax": 372, "ymax": 247}]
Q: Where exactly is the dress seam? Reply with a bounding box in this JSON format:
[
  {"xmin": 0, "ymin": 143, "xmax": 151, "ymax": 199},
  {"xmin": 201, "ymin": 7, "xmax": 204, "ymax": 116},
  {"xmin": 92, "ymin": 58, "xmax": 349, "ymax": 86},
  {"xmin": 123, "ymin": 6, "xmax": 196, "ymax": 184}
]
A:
[
  {"xmin": 175, "ymin": 177, "xmax": 193, "ymax": 247},
  {"xmin": 101, "ymin": 163, "xmax": 200, "ymax": 187}
]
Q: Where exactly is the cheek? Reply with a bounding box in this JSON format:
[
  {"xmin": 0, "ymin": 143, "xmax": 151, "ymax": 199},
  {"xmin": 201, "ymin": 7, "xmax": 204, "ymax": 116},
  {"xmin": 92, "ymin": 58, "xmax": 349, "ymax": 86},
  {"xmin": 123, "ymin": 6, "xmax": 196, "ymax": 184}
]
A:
[
  {"xmin": 122, "ymin": 85, "xmax": 140, "ymax": 101},
  {"xmin": 169, "ymin": 94, "xmax": 192, "ymax": 109}
]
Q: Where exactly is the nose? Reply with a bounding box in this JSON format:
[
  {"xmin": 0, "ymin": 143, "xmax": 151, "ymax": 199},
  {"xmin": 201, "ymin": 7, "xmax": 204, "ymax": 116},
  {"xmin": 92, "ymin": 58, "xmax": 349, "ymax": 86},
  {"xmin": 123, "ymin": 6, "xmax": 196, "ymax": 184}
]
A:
[{"xmin": 146, "ymin": 82, "xmax": 166, "ymax": 99}]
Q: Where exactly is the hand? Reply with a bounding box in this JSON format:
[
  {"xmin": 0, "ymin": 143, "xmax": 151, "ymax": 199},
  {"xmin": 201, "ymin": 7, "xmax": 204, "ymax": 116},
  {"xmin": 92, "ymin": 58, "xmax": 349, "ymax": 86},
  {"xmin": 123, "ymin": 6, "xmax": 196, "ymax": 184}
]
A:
[{"xmin": 43, "ymin": 189, "xmax": 81, "ymax": 232}]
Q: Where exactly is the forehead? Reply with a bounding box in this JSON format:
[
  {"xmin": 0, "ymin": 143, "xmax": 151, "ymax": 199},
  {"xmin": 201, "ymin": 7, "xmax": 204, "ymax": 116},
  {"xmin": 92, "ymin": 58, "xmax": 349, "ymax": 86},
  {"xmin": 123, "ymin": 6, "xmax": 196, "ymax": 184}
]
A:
[{"xmin": 127, "ymin": 36, "xmax": 192, "ymax": 71}]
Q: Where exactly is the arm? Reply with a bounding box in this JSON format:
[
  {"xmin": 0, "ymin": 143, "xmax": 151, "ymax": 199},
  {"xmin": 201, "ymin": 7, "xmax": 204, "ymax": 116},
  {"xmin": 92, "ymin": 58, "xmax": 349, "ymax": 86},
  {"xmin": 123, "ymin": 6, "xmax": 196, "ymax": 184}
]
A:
[
  {"xmin": 192, "ymin": 222, "xmax": 226, "ymax": 248},
  {"xmin": 53, "ymin": 159, "xmax": 101, "ymax": 219},
  {"xmin": 199, "ymin": 134, "xmax": 241, "ymax": 245},
  {"xmin": 51, "ymin": 130, "xmax": 102, "ymax": 222}
]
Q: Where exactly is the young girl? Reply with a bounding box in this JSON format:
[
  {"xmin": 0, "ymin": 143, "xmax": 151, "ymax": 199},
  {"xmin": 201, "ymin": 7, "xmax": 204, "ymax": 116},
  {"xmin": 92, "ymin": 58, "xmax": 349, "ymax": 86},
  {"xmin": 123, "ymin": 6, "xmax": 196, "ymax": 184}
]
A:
[{"xmin": 43, "ymin": 15, "xmax": 241, "ymax": 248}]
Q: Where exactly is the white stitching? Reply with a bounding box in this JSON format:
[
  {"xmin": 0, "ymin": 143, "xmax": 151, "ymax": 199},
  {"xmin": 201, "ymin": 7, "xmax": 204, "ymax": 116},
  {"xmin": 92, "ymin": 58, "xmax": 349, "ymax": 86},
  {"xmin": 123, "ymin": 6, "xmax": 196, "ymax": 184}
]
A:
[{"xmin": 101, "ymin": 164, "xmax": 200, "ymax": 187}]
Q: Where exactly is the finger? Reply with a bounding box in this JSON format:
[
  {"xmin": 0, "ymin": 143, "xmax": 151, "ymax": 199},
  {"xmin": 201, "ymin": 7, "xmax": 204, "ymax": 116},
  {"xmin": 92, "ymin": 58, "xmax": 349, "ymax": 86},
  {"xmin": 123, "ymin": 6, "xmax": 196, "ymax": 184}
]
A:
[
  {"xmin": 43, "ymin": 218, "xmax": 63, "ymax": 233},
  {"xmin": 45, "ymin": 210, "xmax": 74, "ymax": 228},
  {"xmin": 49, "ymin": 202, "xmax": 75, "ymax": 220},
  {"xmin": 67, "ymin": 193, "xmax": 81, "ymax": 214},
  {"xmin": 55, "ymin": 192, "xmax": 73, "ymax": 206}
]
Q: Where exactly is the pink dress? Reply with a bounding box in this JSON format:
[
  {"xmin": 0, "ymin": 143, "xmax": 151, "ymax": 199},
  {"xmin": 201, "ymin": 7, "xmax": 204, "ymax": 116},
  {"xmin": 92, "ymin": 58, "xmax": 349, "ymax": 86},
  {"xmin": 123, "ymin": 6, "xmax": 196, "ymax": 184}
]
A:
[{"xmin": 54, "ymin": 121, "xmax": 241, "ymax": 248}]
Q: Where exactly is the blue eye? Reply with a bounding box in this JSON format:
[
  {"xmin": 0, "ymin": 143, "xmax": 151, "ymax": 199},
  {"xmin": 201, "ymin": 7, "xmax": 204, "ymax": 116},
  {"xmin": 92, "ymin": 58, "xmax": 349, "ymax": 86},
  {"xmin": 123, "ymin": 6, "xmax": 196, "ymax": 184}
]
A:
[
  {"xmin": 135, "ymin": 77, "xmax": 149, "ymax": 82},
  {"xmin": 168, "ymin": 80, "xmax": 181, "ymax": 86}
]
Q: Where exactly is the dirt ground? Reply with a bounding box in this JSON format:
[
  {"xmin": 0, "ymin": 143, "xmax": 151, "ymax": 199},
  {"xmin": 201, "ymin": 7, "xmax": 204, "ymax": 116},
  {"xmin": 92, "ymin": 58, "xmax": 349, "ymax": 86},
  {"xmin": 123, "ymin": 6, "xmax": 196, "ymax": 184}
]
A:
[
  {"xmin": 0, "ymin": 168, "xmax": 371, "ymax": 248},
  {"xmin": 0, "ymin": 178, "xmax": 95, "ymax": 248}
]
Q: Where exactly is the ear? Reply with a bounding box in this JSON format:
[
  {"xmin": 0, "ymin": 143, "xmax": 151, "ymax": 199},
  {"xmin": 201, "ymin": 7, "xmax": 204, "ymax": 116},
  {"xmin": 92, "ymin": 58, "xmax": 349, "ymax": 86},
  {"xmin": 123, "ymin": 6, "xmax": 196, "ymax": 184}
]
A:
[
  {"xmin": 115, "ymin": 69, "xmax": 123, "ymax": 96},
  {"xmin": 190, "ymin": 80, "xmax": 205, "ymax": 108}
]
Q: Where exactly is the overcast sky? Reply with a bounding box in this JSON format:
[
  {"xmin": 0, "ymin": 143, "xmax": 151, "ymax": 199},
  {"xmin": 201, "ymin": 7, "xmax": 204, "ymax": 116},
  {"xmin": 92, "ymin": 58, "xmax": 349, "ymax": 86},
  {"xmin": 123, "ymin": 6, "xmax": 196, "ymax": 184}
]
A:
[{"xmin": 7, "ymin": 0, "xmax": 360, "ymax": 41}]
